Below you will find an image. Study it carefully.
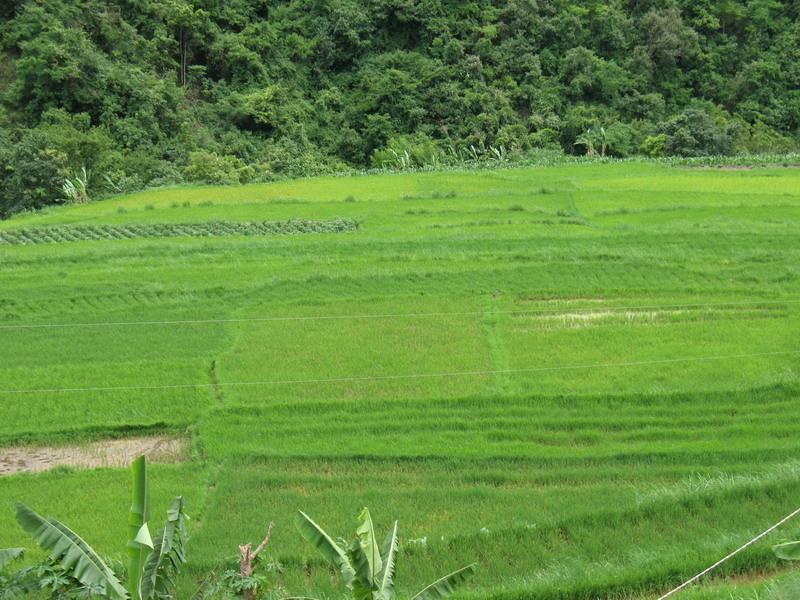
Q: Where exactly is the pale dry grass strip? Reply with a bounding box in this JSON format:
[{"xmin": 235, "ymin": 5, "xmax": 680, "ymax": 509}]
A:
[{"xmin": 0, "ymin": 436, "xmax": 186, "ymax": 476}]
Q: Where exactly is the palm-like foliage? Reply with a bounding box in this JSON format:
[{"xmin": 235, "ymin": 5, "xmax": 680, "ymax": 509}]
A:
[
  {"xmin": 62, "ymin": 167, "xmax": 91, "ymax": 204},
  {"xmin": 295, "ymin": 511, "xmax": 355, "ymax": 588},
  {"xmin": 574, "ymin": 127, "xmax": 608, "ymax": 157},
  {"xmin": 0, "ymin": 548, "xmax": 29, "ymax": 599},
  {"xmin": 295, "ymin": 508, "xmax": 476, "ymax": 600},
  {"xmin": 141, "ymin": 497, "xmax": 190, "ymax": 599},
  {"xmin": 15, "ymin": 503, "xmax": 128, "ymax": 599},
  {"xmin": 13, "ymin": 455, "xmax": 187, "ymax": 600}
]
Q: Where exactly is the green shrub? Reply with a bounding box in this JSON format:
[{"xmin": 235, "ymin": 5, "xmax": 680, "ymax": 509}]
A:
[
  {"xmin": 733, "ymin": 121, "xmax": 798, "ymax": 154},
  {"xmin": 640, "ymin": 134, "xmax": 668, "ymax": 158},
  {"xmin": 371, "ymin": 134, "xmax": 443, "ymax": 169},
  {"xmin": 657, "ymin": 108, "xmax": 735, "ymax": 157},
  {"xmin": 184, "ymin": 151, "xmax": 255, "ymax": 185}
]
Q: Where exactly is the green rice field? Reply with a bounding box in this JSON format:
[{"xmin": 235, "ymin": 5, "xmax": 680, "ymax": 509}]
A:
[{"xmin": 1, "ymin": 161, "xmax": 799, "ymax": 598}]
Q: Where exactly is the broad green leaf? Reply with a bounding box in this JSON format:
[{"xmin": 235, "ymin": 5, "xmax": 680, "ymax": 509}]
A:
[
  {"xmin": 348, "ymin": 540, "xmax": 378, "ymax": 599},
  {"xmin": 378, "ymin": 521, "xmax": 399, "ymax": 599},
  {"xmin": 295, "ymin": 510, "xmax": 355, "ymax": 587},
  {"xmin": 774, "ymin": 541, "xmax": 800, "ymax": 560},
  {"xmin": 128, "ymin": 455, "xmax": 152, "ymax": 599},
  {"xmin": 15, "ymin": 502, "xmax": 127, "ymax": 599},
  {"xmin": 0, "ymin": 547, "xmax": 24, "ymax": 570},
  {"xmin": 355, "ymin": 507, "xmax": 382, "ymax": 584},
  {"xmin": 410, "ymin": 564, "xmax": 477, "ymax": 600}
]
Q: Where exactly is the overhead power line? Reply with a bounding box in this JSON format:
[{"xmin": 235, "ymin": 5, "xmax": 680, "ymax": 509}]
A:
[
  {"xmin": 0, "ymin": 349, "xmax": 796, "ymax": 395},
  {"xmin": 0, "ymin": 298, "xmax": 797, "ymax": 331},
  {"xmin": 657, "ymin": 505, "xmax": 800, "ymax": 599}
]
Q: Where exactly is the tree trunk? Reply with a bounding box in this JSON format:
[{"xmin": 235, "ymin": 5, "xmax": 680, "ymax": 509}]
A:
[
  {"xmin": 179, "ymin": 27, "xmax": 188, "ymax": 87},
  {"xmin": 238, "ymin": 523, "xmax": 274, "ymax": 600}
]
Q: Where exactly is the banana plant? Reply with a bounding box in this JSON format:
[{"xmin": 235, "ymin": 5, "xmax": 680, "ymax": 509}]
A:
[
  {"xmin": 14, "ymin": 455, "xmax": 187, "ymax": 599},
  {"xmin": 141, "ymin": 497, "xmax": 190, "ymax": 599},
  {"xmin": 295, "ymin": 508, "xmax": 476, "ymax": 600},
  {"xmin": 0, "ymin": 547, "xmax": 28, "ymax": 598},
  {"xmin": 128, "ymin": 454, "xmax": 154, "ymax": 599},
  {"xmin": 15, "ymin": 503, "xmax": 129, "ymax": 599}
]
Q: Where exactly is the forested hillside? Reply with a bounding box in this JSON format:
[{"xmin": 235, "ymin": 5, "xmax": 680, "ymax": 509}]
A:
[{"xmin": 1, "ymin": 0, "xmax": 799, "ymax": 215}]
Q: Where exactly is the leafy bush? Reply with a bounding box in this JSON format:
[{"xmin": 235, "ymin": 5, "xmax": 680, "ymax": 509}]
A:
[
  {"xmin": 734, "ymin": 121, "xmax": 798, "ymax": 155},
  {"xmin": 0, "ymin": 129, "xmax": 70, "ymax": 217},
  {"xmin": 184, "ymin": 152, "xmax": 255, "ymax": 185},
  {"xmin": 657, "ymin": 108, "xmax": 736, "ymax": 157},
  {"xmin": 640, "ymin": 134, "xmax": 668, "ymax": 158},
  {"xmin": 372, "ymin": 134, "xmax": 443, "ymax": 169}
]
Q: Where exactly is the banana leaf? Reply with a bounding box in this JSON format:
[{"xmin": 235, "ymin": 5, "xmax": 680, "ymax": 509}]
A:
[
  {"xmin": 775, "ymin": 541, "xmax": 800, "ymax": 560},
  {"xmin": 15, "ymin": 503, "xmax": 127, "ymax": 599},
  {"xmin": 295, "ymin": 510, "xmax": 355, "ymax": 587},
  {"xmin": 410, "ymin": 564, "xmax": 477, "ymax": 600},
  {"xmin": 140, "ymin": 497, "xmax": 189, "ymax": 600},
  {"xmin": 353, "ymin": 508, "xmax": 382, "ymax": 586},
  {"xmin": 377, "ymin": 521, "xmax": 399, "ymax": 599},
  {"xmin": 128, "ymin": 455, "xmax": 153, "ymax": 599}
]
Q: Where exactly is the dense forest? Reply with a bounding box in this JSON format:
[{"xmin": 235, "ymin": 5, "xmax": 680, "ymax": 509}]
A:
[{"xmin": 1, "ymin": 0, "xmax": 799, "ymax": 216}]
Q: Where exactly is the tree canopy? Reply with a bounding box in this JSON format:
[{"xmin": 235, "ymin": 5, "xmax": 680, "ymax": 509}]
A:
[{"xmin": 1, "ymin": 0, "xmax": 798, "ymax": 214}]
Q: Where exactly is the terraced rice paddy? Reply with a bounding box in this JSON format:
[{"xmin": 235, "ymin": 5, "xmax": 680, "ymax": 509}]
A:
[{"xmin": 0, "ymin": 162, "xmax": 799, "ymax": 598}]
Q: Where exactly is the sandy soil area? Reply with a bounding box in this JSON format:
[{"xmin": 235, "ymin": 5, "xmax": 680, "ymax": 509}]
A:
[{"xmin": 0, "ymin": 436, "xmax": 186, "ymax": 475}]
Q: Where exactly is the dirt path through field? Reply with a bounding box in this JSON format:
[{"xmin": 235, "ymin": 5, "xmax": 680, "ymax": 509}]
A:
[{"xmin": 0, "ymin": 436, "xmax": 186, "ymax": 475}]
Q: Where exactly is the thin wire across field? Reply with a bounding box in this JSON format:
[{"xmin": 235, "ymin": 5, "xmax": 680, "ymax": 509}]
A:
[
  {"xmin": 657, "ymin": 505, "xmax": 800, "ymax": 599},
  {"xmin": 1, "ymin": 349, "xmax": 796, "ymax": 394}
]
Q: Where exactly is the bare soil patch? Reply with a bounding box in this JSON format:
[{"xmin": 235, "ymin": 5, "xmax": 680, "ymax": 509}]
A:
[{"xmin": 0, "ymin": 436, "xmax": 186, "ymax": 476}]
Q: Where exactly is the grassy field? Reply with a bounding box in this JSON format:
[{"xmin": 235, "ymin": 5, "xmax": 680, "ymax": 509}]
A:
[{"xmin": 1, "ymin": 161, "xmax": 799, "ymax": 598}]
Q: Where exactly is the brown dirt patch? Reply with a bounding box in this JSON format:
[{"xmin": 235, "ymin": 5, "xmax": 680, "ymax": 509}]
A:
[{"xmin": 0, "ymin": 436, "xmax": 187, "ymax": 476}]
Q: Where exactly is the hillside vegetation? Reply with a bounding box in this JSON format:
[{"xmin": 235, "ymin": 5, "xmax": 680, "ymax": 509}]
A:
[
  {"xmin": 1, "ymin": 0, "xmax": 800, "ymax": 216},
  {"xmin": 1, "ymin": 163, "xmax": 799, "ymax": 598}
]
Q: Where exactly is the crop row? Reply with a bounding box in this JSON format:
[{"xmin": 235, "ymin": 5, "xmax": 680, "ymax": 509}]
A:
[{"xmin": 0, "ymin": 218, "xmax": 359, "ymax": 245}]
